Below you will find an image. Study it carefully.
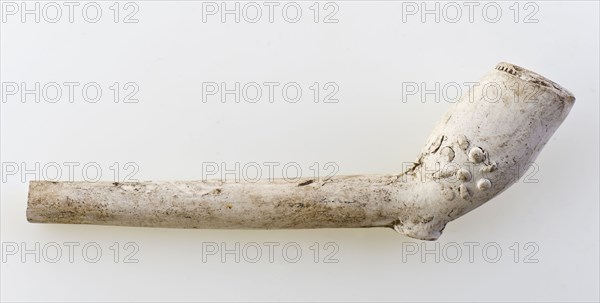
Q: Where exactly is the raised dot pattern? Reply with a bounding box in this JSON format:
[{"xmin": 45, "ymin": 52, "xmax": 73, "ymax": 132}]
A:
[{"xmin": 433, "ymin": 135, "xmax": 495, "ymax": 201}]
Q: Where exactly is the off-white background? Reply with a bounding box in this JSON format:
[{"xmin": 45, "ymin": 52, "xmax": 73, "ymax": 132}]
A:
[{"xmin": 1, "ymin": 1, "xmax": 598, "ymax": 301}]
